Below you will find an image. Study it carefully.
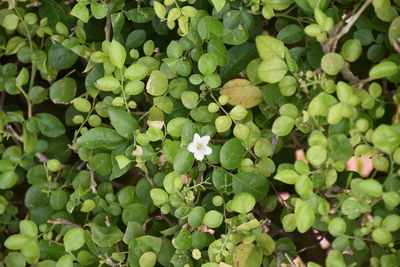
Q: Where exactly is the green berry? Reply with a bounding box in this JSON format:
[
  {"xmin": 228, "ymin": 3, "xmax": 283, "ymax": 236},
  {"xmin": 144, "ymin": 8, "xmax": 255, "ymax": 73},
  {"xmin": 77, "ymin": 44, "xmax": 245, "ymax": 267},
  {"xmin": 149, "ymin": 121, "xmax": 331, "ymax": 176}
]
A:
[{"xmin": 47, "ymin": 159, "xmax": 61, "ymax": 172}]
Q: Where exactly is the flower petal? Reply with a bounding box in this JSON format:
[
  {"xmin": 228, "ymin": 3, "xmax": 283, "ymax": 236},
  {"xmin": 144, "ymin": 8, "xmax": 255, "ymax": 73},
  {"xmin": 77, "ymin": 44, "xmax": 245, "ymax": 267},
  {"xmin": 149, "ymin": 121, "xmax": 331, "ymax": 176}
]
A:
[
  {"xmin": 194, "ymin": 151, "xmax": 205, "ymax": 161},
  {"xmin": 187, "ymin": 142, "xmax": 198, "ymax": 153},
  {"xmin": 199, "ymin": 135, "xmax": 210, "ymax": 145},
  {"xmin": 199, "ymin": 145, "xmax": 212, "ymax": 156},
  {"xmin": 193, "ymin": 133, "xmax": 201, "ymax": 143}
]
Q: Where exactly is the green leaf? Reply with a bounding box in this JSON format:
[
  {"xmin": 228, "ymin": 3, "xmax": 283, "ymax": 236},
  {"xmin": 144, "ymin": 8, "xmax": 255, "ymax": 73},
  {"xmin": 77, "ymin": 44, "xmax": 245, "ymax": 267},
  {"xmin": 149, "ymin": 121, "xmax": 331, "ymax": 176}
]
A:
[
  {"xmin": 211, "ymin": 0, "xmax": 225, "ymax": 12},
  {"xmin": 272, "ymin": 116, "xmax": 294, "ymax": 136},
  {"xmin": 70, "ymin": 3, "xmax": 89, "ymax": 23},
  {"xmin": 327, "ymin": 134, "xmax": 353, "ymax": 161},
  {"xmin": 207, "ymin": 38, "xmax": 227, "ymax": 66},
  {"xmin": 39, "ymin": 0, "xmax": 68, "ymax": 27},
  {"xmin": 89, "ymin": 153, "xmax": 112, "ymax": 175},
  {"xmin": 255, "ymin": 35, "xmax": 285, "ymax": 60},
  {"xmin": 277, "ymin": 24, "xmax": 304, "ymax": 44},
  {"xmin": 135, "ymin": 235, "xmax": 162, "ymax": 253},
  {"xmin": 230, "ymin": 192, "xmax": 256, "ymax": 213},
  {"xmin": 125, "ymin": 8, "xmax": 155, "ymax": 23},
  {"xmin": 257, "ymin": 56, "xmax": 288, "ymax": 83},
  {"xmin": 5, "ymin": 36, "xmax": 26, "ymax": 55},
  {"xmin": 359, "ymin": 179, "xmax": 383, "ymax": 197},
  {"xmin": 49, "ymin": 77, "xmax": 76, "ymax": 104},
  {"xmin": 369, "ymin": 61, "xmax": 399, "ymax": 79},
  {"xmin": 0, "ymin": 171, "xmax": 18, "ymax": 189},
  {"xmin": 198, "ymin": 53, "xmax": 217, "ymax": 75},
  {"xmin": 274, "ymin": 169, "xmax": 299, "ymax": 185},
  {"xmin": 389, "ymin": 17, "xmax": 400, "ymax": 52},
  {"xmin": 108, "ymin": 108, "xmax": 139, "ymax": 139},
  {"xmin": 212, "ymin": 168, "xmax": 232, "ymax": 193},
  {"xmin": 56, "ymin": 255, "xmax": 74, "ymax": 267},
  {"xmin": 220, "ymin": 138, "xmax": 244, "ymax": 170},
  {"xmin": 64, "ymin": 228, "xmax": 85, "ymax": 252},
  {"xmin": 188, "ymin": 206, "xmax": 206, "ymax": 228},
  {"xmin": 77, "ymin": 127, "xmax": 126, "ymax": 149},
  {"xmin": 198, "ymin": 16, "xmax": 224, "ymax": 40},
  {"xmin": 87, "ymin": 223, "xmax": 123, "ymax": 247},
  {"xmin": 232, "ymin": 243, "xmax": 263, "ymax": 267},
  {"xmin": 173, "ymin": 149, "xmax": 195, "ymax": 174},
  {"xmin": 2, "ymin": 14, "xmax": 19, "ymax": 31},
  {"xmin": 220, "ymin": 42, "xmax": 258, "ymax": 79},
  {"xmin": 35, "ymin": 113, "xmax": 65, "ymax": 138},
  {"xmin": 146, "ymin": 70, "xmax": 168, "ymax": 96},
  {"xmin": 48, "ymin": 44, "xmax": 78, "ymax": 70},
  {"xmin": 295, "ymin": 199, "xmax": 315, "ymax": 233},
  {"xmin": 125, "ymin": 29, "xmax": 147, "ymax": 49},
  {"xmin": 110, "ymin": 39, "xmax": 126, "ymax": 69},
  {"xmin": 372, "ymin": 125, "xmax": 400, "ymax": 153},
  {"xmin": 232, "ymin": 172, "xmax": 269, "ymax": 201}
]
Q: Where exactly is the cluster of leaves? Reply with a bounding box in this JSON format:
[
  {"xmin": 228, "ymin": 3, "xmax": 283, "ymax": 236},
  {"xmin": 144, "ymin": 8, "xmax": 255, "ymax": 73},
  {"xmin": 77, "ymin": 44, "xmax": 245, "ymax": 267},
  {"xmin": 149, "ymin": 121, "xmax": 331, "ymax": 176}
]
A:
[{"xmin": 1, "ymin": 0, "xmax": 400, "ymax": 266}]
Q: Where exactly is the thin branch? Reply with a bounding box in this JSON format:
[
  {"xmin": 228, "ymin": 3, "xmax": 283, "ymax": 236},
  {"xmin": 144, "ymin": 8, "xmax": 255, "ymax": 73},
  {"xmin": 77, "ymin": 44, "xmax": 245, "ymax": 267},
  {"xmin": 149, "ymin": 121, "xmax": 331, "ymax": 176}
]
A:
[
  {"xmin": 47, "ymin": 218, "xmax": 82, "ymax": 228},
  {"xmin": 324, "ymin": 0, "xmax": 373, "ymax": 53},
  {"xmin": 87, "ymin": 164, "xmax": 98, "ymax": 194},
  {"xmin": 35, "ymin": 152, "xmax": 49, "ymax": 163},
  {"xmin": 105, "ymin": 15, "xmax": 112, "ymax": 42},
  {"xmin": 284, "ymin": 253, "xmax": 296, "ymax": 267}
]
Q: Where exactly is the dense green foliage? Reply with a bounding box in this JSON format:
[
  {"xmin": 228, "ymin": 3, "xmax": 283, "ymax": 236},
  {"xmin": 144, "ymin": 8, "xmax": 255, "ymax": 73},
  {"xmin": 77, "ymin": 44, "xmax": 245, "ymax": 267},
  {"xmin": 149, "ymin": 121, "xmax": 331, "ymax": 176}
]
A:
[{"xmin": 1, "ymin": 0, "xmax": 400, "ymax": 266}]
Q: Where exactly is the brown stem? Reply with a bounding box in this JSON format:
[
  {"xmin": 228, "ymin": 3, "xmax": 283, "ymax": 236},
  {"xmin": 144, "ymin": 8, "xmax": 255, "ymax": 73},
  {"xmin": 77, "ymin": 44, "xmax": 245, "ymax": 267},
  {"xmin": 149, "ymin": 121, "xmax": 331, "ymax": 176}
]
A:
[{"xmin": 323, "ymin": 0, "xmax": 372, "ymax": 53}]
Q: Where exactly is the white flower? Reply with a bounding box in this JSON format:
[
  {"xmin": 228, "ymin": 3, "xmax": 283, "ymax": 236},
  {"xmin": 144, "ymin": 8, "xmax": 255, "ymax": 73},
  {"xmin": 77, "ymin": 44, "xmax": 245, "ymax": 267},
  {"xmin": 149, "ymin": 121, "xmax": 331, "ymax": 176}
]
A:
[{"xmin": 187, "ymin": 133, "xmax": 212, "ymax": 161}]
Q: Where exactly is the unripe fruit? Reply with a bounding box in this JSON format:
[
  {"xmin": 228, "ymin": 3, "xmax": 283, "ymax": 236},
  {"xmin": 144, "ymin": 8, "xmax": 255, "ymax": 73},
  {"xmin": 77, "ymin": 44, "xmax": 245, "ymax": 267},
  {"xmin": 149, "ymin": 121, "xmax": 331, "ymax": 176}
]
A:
[
  {"xmin": 88, "ymin": 114, "xmax": 101, "ymax": 127},
  {"xmin": 233, "ymin": 123, "xmax": 249, "ymax": 140},
  {"xmin": 218, "ymin": 95, "xmax": 229, "ymax": 105},
  {"xmin": 229, "ymin": 105, "xmax": 248, "ymax": 120},
  {"xmin": 215, "ymin": 115, "xmax": 232, "ymax": 133},
  {"xmin": 112, "ymin": 97, "xmax": 124, "ymax": 107},
  {"xmin": 208, "ymin": 103, "xmax": 219, "ymax": 113},
  {"xmin": 212, "ymin": 196, "xmax": 223, "ymax": 206},
  {"xmin": 73, "ymin": 115, "xmax": 84, "ymax": 124},
  {"xmin": 47, "ymin": 159, "xmax": 61, "ymax": 172},
  {"xmin": 128, "ymin": 101, "xmax": 137, "ymax": 109}
]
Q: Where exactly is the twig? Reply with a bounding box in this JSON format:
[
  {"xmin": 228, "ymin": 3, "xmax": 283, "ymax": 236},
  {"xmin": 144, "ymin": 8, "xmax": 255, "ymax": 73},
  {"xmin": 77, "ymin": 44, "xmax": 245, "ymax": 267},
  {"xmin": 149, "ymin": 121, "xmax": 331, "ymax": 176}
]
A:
[
  {"xmin": 105, "ymin": 15, "xmax": 111, "ymax": 42},
  {"xmin": 284, "ymin": 253, "xmax": 296, "ymax": 267},
  {"xmin": 0, "ymin": 91, "xmax": 5, "ymax": 111},
  {"xmin": 298, "ymin": 233, "xmax": 327, "ymax": 253},
  {"xmin": 5, "ymin": 125, "xmax": 23, "ymax": 142},
  {"xmin": 323, "ymin": 0, "xmax": 373, "ymax": 53},
  {"xmin": 340, "ymin": 62, "xmax": 359, "ymax": 84},
  {"xmin": 35, "ymin": 153, "xmax": 49, "ymax": 163},
  {"xmin": 87, "ymin": 165, "xmax": 98, "ymax": 194},
  {"xmin": 47, "ymin": 218, "xmax": 82, "ymax": 228}
]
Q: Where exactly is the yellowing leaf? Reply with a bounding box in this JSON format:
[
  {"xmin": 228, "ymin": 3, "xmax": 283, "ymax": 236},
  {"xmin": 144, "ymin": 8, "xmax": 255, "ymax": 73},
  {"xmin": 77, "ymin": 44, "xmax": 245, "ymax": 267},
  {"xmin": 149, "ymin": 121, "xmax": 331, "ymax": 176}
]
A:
[{"xmin": 221, "ymin": 79, "xmax": 262, "ymax": 108}]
